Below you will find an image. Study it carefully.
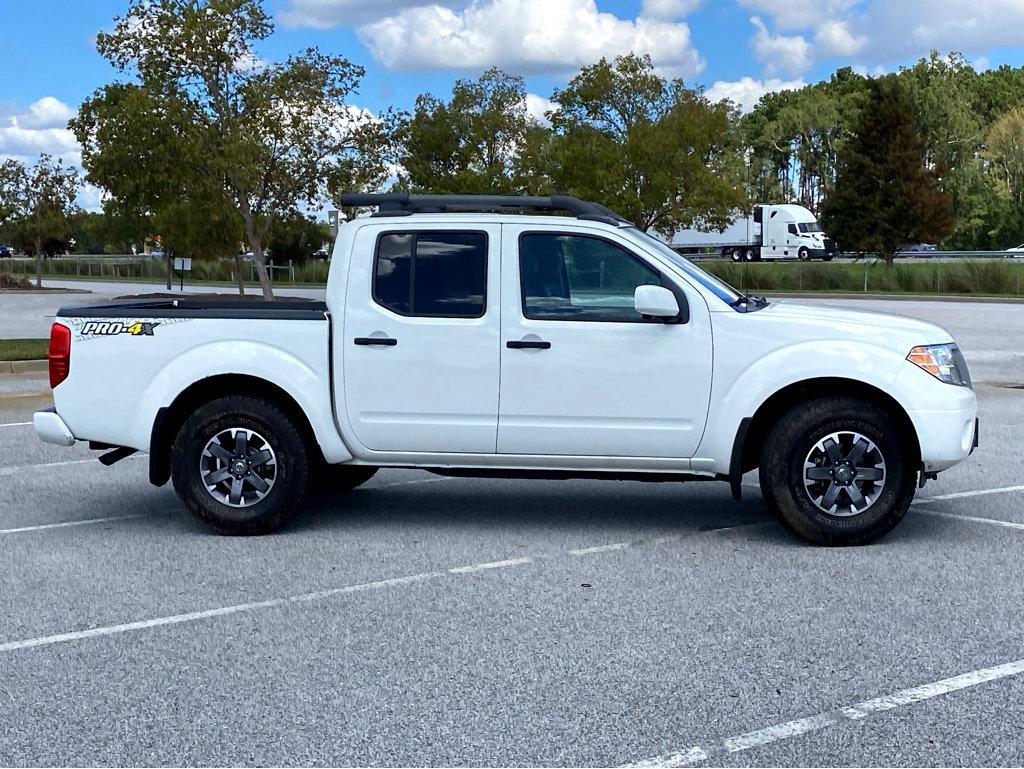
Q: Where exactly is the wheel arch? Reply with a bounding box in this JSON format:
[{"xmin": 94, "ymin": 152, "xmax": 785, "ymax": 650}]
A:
[
  {"xmin": 737, "ymin": 377, "xmax": 922, "ymax": 474},
  {"xmin": 149, "ymin": 374, "xmax": 325, "ymax": 487}
]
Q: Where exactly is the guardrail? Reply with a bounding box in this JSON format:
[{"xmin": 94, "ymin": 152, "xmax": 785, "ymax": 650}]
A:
[{"xmin": 0, "ymin": 255, "xmax": 325, "ymax": 284}]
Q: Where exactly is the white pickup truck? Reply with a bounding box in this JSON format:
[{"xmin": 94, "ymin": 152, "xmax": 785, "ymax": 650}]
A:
[{"xmin": 35, "ymin": 194, "xmax": 978, "ymax": 545}]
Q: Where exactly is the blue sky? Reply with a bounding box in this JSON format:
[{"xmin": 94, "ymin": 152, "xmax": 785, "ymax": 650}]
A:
[{"xmin": 2, "ymin": 0, "xmax": 1023, "ymax": 208}]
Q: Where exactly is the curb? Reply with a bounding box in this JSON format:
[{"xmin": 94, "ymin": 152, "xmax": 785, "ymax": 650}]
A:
[{"xmin": 0, "ymin": 359, "xmax": 47, "ymax": 375}]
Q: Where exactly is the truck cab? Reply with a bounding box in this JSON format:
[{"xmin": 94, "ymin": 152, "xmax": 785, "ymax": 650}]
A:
[
  {"xmin": 35, "ymin": 194, "xmax": 976, "ymax": 546},
  {"xmin": 757, "ymin": 204, "xmax": 836, "ymax": 261}
]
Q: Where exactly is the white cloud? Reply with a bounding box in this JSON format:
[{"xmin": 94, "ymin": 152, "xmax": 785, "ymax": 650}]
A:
[
  {"xmin": 524, "ymin": 93, "xmax": 558, "ymax": 126},
  {"xmin": 738, "ymin": 0, "xmax": 857, "ymax": 32},
  {"xmin": 357, "ymin": 0, "xmax": 704, "ymax": 76},
  {"xmin": 640, "ymin": 0, "xmax": 702, "ymax": 20},
  {"xmin": 705, "ymin": 76, "xmax": 806, "ymax": 112},
  {"xmin": 814, "ymin": 19, "xmax": 865, "ymax": 57},
  {"xmin": 280, "ymin": 0, "xmax": 462, "ymax": 28},
  {"xmin": 740, "ymin": 0, "xmax": 1024, "ymax": 70},
  {"xmin": 0, "ymin": 97, "xmax": 80, "ymax": 168},
  {"xmin": 749, "ymin": 15, "xmax": 812, "ymax": 78}
]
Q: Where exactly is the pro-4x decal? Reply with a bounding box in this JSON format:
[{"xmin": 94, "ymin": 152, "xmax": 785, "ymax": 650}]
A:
[{"xmin": 80, "ymin": 320, "xmax": 161, "ymax": 336}]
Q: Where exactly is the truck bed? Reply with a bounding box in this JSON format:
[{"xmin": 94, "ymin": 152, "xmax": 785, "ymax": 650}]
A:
[{"xmin": 56, "ymin": 299, "xmax": 328, "ymax": 320}]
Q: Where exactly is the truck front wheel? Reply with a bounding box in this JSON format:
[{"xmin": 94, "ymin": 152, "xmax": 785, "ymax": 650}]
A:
[
  {"xmin": 170, "ymin": 395, "xmax": 311, "ymax": 535},
  {"xmin": 758, "ymin": 396, "xmax": 916, "ymax": 545}
]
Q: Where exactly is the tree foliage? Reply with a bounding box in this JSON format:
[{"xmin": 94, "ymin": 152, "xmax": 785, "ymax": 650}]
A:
[
  {"xmin": 820, "ymin": 78, "xmax": 953, "ymax": 261},
  {"xmin": 72, "ymin": 0, "xmax": 390, "ymax": 299},
  {"xmin": 397, "ymin": 68, "xmax": 547, "ymax": 194},
  {"xmin": 0, "ymin": 155, "xmax": 80, "ymax": 285},
  {"xmin": 543, "ymin": 54, "xmax": 745, "ymax": 235}
]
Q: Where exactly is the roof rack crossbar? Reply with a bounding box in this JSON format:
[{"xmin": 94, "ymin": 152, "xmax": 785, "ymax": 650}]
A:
[{"xmin": 339, "ymin": 193, "xmax": 628, "ymax": 223}]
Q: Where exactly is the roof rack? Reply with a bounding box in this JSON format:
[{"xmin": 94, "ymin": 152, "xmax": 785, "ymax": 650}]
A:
[{"xmin": 338, "ymin": 193, "xmax": 629, "ymax": 226}]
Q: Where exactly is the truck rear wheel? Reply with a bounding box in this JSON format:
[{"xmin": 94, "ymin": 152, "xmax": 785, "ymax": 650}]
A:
[
  {"xmin": 170, "ymin": 395, "xmax": 311, "ymax": 535},
  {"xmin": 798, "ymin": 247, "xmax": 811, "ymax": 261},
  {"xmin": 730, "ymin": 248, "xmax": 742, "ymax": 262},
  {"xmin": 758, "ymin": 396, "xmax": 916, "ymax": 545}
]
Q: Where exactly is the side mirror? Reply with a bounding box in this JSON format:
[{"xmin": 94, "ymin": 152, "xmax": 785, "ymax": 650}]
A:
[{"xmin": 634, "ymin": 285, "xmax": 679, "ymax": 320}]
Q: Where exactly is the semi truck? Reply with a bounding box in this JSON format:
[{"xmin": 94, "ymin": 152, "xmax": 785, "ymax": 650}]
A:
[{"xmin": 671, "ymin": 204, "xmax": 838, "ymax": 262}]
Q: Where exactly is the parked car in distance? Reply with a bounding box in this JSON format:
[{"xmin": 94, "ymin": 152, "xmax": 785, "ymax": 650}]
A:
[
  {"xmin": 903, "ymin": 243, "xmax": 938, "ymax": 253},
  {"xmin": 0, "ymin": 245, "xmax": 13, "ymax": 258},
  {"xmin": 1006, "ymin": 244, "xmax": 1024, "ymax": 256},
  {"xmin": 36, "ymin": 194, "xmax": 978, "ymax": 546}
]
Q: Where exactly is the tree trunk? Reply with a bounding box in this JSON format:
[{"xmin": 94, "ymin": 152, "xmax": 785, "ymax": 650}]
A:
[
  {"xmin": 235, "ymin": 255, "xmax": 244, "ymax": 296},
  {"xmin": 238, "ymin": 201, "xmax": 274, "ymax": 300},
  {"xmin": 34, "ymin": 237, "xmax": 42, "ymax": 288},
  {"xmin": 166, "ymin": 252, "xmax": 173, "ymax": 291}
]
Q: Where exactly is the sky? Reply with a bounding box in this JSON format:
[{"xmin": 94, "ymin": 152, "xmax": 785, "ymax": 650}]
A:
[{"xmin": 2, "ymin": 0, "xmax": 1024, "ymax": 210}]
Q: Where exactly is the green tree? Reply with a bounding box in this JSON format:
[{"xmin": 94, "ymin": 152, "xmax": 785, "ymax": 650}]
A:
[
  {"xmin": 267, "ymin": 215, "xmax": 331, "ymax": 261},
  {"xmin": 396, "ymin": 68, "xmax": 548, "ymax": 194},
  {"xmin": 0, "ymin": 155, "xmax": 80, "ymax": 286},
  {"xmin": 821, "ymin": 78, "xmax": 953, "ymax": 262},
  {"xmin": 72, "ymin": 0, "xmax": 390, "ymax": 299},
  {"xmin": 544, "ymin": 54, "xmax": 745, "ymax": 235},
  {"xmin": 984, "ymin": 108, "xmax": 1024, "ymax": 246}
]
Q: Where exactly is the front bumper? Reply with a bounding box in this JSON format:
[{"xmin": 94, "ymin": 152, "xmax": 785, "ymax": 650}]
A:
[
  {"xmin": 907, "ymin": 404, "xmax": 978, "ymax": 473},
  {"xmin": 34, "ymin": 408, "xmax": 76, "ymax": 447}
]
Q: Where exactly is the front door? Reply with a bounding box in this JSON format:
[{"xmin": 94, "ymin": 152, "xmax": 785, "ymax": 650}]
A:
[
  {"xmin": 497, "ymin": 224, "xmax": 713, "ymax": 458},
  {"xmin": 343, "ymin": 223, "xmax": 501, "ymax": 453}
]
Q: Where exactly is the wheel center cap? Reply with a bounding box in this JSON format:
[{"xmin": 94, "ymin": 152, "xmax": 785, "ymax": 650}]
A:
[
  {"xmin": 834, "ymin": 464, "xmax": 854, "ymax": 483},
  {"xmin": 232, "ymin": 459, "xmax": 249, "ymax": 476}
]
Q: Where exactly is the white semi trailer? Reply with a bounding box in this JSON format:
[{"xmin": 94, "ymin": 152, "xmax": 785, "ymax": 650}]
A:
[{"xmin": 671, "ymin": 204, "xmax": 838, "ymax": 262}]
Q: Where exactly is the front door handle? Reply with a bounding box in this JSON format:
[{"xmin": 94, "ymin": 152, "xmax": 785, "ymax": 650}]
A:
[
  {"xmin": 507, "ymin": 340, "xmax": 551, "ymax": 350},
  {"xmin": 354, "ymin": 337, "xmax": 398, "ymax": 346}
]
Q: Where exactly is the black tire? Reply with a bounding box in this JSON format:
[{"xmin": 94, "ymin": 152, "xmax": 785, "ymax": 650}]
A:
[
  {"xmin": 758, "ymin": 396, "xmax": 916, "ymax": 545},
  {"xmin": 731, "ymin": 248, "xmax": 742, "ymax": 262},
  {"xmin": 744, "ymin": 248, "xmax": 756, "ymax": 262},
  {"xmin": 313, "ymin": 464, "xmax": 378, "ymax": 494},
  {"xmin": 798, "ymin": 247, "xmax": 811, "ymax": 261},
  {"xmin": 171, "ymin": 395, "xmax": 311, "ymax": 535},
  {"xmin": 822, "ymin": 252, "xmax": 834, "ymax": 262}
]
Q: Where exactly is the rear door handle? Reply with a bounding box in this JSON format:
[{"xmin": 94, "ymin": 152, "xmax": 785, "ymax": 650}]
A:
[
  {"xmin": 354, "ymin": 337, "xmax": 397, "ymax": 346},
  {"xmin": 507, "ymin": 340, "xmax": 551, "ymax": 350}
]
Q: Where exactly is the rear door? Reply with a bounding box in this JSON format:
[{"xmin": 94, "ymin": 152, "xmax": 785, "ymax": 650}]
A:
[
  {"xmin": 496, "ymin": 224, "xmax": 713, "ymax": 458},
  {"xmin": 342, "ymin": 223, "xmax": 501, "ymax": 453}
]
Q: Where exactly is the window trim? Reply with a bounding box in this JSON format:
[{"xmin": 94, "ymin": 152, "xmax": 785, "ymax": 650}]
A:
[
  {"xmin": 372, "ymin": 229, "xmax": 490, "ymax": 319},
  {"xmin": 517, "ymin": 230, "xmax": 689, "ymax": 325}
]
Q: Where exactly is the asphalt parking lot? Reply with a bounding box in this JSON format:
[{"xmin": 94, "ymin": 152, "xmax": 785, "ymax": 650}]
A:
[{"xmin": 0, "ymin": 296, "xmax": 1022, "ymax": 766}]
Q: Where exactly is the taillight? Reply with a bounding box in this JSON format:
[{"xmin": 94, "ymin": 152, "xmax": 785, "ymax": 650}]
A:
[{"xmin": 48, "ymin": 323, "xmax": 71, "ymax": 388}]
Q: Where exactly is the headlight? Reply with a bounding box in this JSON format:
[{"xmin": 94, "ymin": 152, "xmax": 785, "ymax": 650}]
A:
[{"xmin": 907, "ymin": 344, "xmax": 972, "ymax": 387}]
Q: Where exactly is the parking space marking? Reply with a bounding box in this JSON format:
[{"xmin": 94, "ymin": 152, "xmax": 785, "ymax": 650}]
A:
[
  {"xmin": 0, "ymin": 514, "xmax": 149, "ymax": 535},
  {"xmin": 0, "ymin": 527, "xmax": 747, "ymax": 655},
  {"xmin": 623, "ymin": 658, "xmax": 1024, "ymax": 767},
  {"xmin": 0, "ymin": 458, "xmax": 96, "ymax": 476},
  {"xmin": 449, "ymin": 557, "xmax": 533, "ymax": 573},
  {"xmin": 0, "ymin": 570, "xmax": 446, "ymax": 654},
  {"xmin": 914, "ymin": 484, "xmax": 1024, "ymax": 503},
  {"xmin": 916, "ymin": 509, "xmax": 1024, "ymax": 531},
  {"xmin": 569, "ymin": 542, "xmax": 631, "ymax": 555},
  {"xmin": 0, "ymin": 422, "xmax": 32, "ymax": 429}
]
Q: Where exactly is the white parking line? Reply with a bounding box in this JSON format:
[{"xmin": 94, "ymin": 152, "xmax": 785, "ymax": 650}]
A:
[
  {"xmin": 569, "ymin": 542, "xmax": 631, "ymax": 555},
  {"xmin": 0, "ymin": 571, "xmax": 445, "ymax": 654},
  {"xmin": 0, "ymin": 421, "xmax": 32, "ymax": 428},
  {"xmin": 449, "ymin": 557, "xmax": 533, "ymax": 573},
  {"xmin": 0, "ymin": 458, "xmax": 99, "ymax": 476},
  {"xmin": 0, "ymin": 514, "xmax": 149, "ymax": 535},
  {"xmin": 914, "ymin": 484, "xmax": 1024, "ymax": 503},
  {"xmin": 624, "ymin": 658, "xmax": 1024, "ymax": 767},
  {"xmin": 916, "ymin": 509, "xmax": 1024, "ymax": 531}
]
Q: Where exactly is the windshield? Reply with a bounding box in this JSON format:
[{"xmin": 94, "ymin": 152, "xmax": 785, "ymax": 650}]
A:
[
  {"xmin": 798, "ymin": 222, "xmax": 822, "ymax": 233},
  {"xmin": 619, "ymin": 227, "xmax": 743, "ymax": 304}
]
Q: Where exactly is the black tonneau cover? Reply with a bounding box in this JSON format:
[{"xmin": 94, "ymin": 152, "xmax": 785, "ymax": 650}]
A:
[{"xmin": 56, "ymin": 299, "xmax": 328, "ymax": 320}]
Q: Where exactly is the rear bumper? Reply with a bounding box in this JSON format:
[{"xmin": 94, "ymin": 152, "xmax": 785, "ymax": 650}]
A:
[{"xmin": 34, "ymin": 408, "xmax": 76, "ymax": 447}]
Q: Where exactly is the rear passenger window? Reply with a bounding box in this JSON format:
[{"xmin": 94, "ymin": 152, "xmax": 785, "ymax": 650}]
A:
[{"xmin": 373, "ymin": 231, "xmax": 487, "ymax": 318}]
